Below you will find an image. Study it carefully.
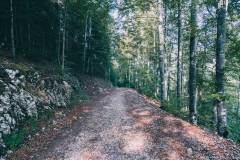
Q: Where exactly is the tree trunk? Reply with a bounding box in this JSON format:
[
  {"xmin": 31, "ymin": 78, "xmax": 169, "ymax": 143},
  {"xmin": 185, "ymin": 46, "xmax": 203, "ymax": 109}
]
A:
[
  {"xmin": 86, "ymin": 16, "xmax": 92, "ymax": 74},
  {"xmin": 236, "ymin": 79, "xmax": 240, "ymax": 123},
  {"xmin": 188, "ymin": 0, "xmax": 198, "ymax": 125},
  {"xmin": 167, "ymin": 43, "xmax": 173, "ymax": 100},
  {"xmin": 61, "ymin": 0, "xmax": 67, "ymax": 76},
  {"xmin": 164, "ymin": 5, "xmax": 168, "ymax": 100},
  {"xmin": 215, "ymin": 0, "xmax": 228, "ymax": 137},
  {"xmin": 10, "ymin": 0, "xmax": 16, "ymax": 60},
  {"xmin": 158, "ymin": 0, "xmax": 167, "ymax": 102},
  {"xmin": 177, "ymin": 0, "xmax": 182, "ymax": 107},
  {"xmin": 181, "ymin": 43, "xmax": 184, "ymax": 103},
  {"xmin": 27, "ymin": 0, "xmax": 31, "ymax": 53},
  {"xmin": 57, "ymin": 0, "xmax": 62, "ymax": 67},
  {"xmin": 153, "ymin": 30, "xmax": 159, "ymax": 98},
  {"xmin": 83, "ymin": 12, "xmax": 89, "ymax": 73}
]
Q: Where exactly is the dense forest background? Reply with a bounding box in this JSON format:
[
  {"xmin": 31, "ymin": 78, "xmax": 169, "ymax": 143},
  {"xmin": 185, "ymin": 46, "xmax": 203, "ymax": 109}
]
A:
[
  {"xmin": 0, "ymin": 0, "xmax": 240, "ymax": 143},
  {"xmin": 0, "ymin": 0, "xmax": 113, "ymax": 77}
]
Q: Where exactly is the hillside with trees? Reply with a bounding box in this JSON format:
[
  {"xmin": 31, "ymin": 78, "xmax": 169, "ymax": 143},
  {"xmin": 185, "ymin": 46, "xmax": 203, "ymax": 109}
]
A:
[
  {"xmin": 111, "ymin": 0, "xmax": 240, "ymax": 141},
  {"xmin": 0, "ymin": 0, "xmax": 240, "ymax": 159}
]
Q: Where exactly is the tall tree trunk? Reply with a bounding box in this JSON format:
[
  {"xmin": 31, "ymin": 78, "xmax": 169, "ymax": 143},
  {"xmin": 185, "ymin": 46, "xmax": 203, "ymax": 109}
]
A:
[
  {"xmin": 86, "ymin": 16, "xmax": 92, "ymax": 74},
  {"xmin": 128, "ymin": 61, "xmax": 131, "ymax": 88},
  {"xmin": 181, "ymin": 44, "xmax": 184, "ymax": 105},
  {"xmin": 188, "ymin": 0, "xmax": 198, "ymax": 125},
  {"xmin": 177, "ymin": 0, "xmax": 182, "ymax": 107},
  {"xmin": 236, "ymin": 78, "xmax": 240, "ymax": 123},
  {"xmin": 27, "ymin": 0, "xmax": 31, "ymax": 53},
  {"xmin": 57, "ymin": 0, "xmax": 62, "ymax": 67},
  {"xmin": 164, "ymin": 5, "xmax": 169, "ymax": 100},
  {"xmin": 215, "ymin": 0, "xmax": 228, "ymax": 137},
  {"xmin": 167, "ymin": 43, "xmax": 173, "ymax": 100},
  {"xmin": 153, "ymin": 30, "xmax": 159, "ymax": 98},
  {"xmin": 158, "ymin": 0, "xmax": 167, "ymax": 102},
  {"xmin": 10, "ymin": 0, "xmax": 16, "ymax": 60},
  {"xmin": 83, "ymin": 11, "xmax": 89, "ymax": 74},
  {"xmin": 61, "ymin": 0, "xmax": 67, "ymax": 75}
]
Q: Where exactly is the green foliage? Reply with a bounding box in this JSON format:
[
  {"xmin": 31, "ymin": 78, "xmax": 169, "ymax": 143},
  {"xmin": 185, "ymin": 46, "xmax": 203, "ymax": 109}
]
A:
[
  {"xmin": 209, "ymin": 93, "xmax": 230, "ymax": 101},
  {"xmin": 2, "ymin": 130, "xmax": 27, "ymax": 152},
  {"xmin": 1, "ymin": 117, "xmax": 39, "ymax": 155},
  {"xmin": 162, "ymin": 97, "xmax": 188, "ymax": 121}
]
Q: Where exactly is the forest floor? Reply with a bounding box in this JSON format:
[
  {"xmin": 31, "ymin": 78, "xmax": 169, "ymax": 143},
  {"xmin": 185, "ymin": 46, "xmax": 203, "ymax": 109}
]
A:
[{"xmin": 8, "ymin": 88, "xmax": 240, "ymax": 160}]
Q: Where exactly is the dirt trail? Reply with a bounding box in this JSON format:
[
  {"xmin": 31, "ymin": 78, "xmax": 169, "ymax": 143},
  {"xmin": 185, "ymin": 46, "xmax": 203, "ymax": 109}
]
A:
[{"xmin": 10, "ymin": 88, "xmax": 240, "ymax": 160}]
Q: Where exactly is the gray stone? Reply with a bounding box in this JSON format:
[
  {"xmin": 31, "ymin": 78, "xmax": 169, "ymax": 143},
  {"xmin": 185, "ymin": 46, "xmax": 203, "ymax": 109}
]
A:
[{"xmin": 0, "ymin": 68, "xmax": 75, "ymax": 151}]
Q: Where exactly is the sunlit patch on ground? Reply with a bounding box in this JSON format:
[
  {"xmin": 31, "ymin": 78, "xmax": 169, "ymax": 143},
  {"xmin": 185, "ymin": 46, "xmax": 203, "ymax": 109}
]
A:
[
  {"xmin": 80, "ymin": 106, "xmax": 92, "ymax": 113},
  {"xmin": 122, "ymin": 131, "xmax": 150, "ymax": 153},
  {"xmin": 183, "ymin": 125, "xmax": 216, "ymax": 147},
  {"xmin": 66, "ymin": 149, "xmax": 104, "ymax": 160},
  {"xmin": 67, "ymin": 150, "xmax": 92, "ymax": 160}
]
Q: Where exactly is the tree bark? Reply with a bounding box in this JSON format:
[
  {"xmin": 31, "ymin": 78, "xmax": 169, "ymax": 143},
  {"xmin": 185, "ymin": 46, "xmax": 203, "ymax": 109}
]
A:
[
  {"xmin": 176, "ymin": 0, "xmax": 182, "ymax": 107},
  {"xmin": 215, "ymin": 0, "xmax": 228, "ymax": 137},
  {"xmin": 167, "ymin": 43, "xmax": 173, "ymax": 101},
  {"xmin": 188, "ymin": 0, "xmax": 198, "ymax": 125},
  {"xmin": 83, "ymin": 11, "xmax": 89, "ymax": 74},
  {"xmin": 10, "ymin": 0, "xmax": 16, "ymax": 60},
  {"xmin": 57, "ymin": 0, "xmax": 62, "ymax": 67},
  {"xmin": 61, "ymin": 0, "xmax": 67, "ymax": 75},
  {"xmin": 157, "ymin": 0, "xmax": 167, "ymax": 102},
  {"xmin": 236, "ymin": 79, "xmax": 240, "ymax": 123}
]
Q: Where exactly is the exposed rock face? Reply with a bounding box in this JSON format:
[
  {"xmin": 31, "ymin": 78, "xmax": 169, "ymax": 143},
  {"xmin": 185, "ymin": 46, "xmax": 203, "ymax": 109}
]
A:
[{"xmin": 0, "ymin": 67, "xmax": 75, "ymax": 149}]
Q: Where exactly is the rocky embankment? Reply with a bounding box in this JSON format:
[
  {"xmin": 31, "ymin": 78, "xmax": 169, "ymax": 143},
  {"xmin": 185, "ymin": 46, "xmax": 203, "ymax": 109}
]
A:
[{"xmin": 0, "ymin": 61, "xmax": 77, "ymax": 151}]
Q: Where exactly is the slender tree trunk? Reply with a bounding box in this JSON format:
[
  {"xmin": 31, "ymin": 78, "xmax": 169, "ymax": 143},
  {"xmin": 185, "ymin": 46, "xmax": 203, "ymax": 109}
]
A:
[
  {"xmin": 158, "ymin": 0, "xmax": 167, "ymax": 102},
  {"xmin": 27, "ymin": 0, "xmax": 31, "ymax": 53},
  {"xmin": 188, "ymin": 0, "xmax": 198, "ymax": 125},
  {"xmin": 86, "ymin": 16, "xmax": 92, "ymax": 74},
  {"xmin": 236, "ymin": 79, "xmax": 240, "ymax": 123},
  {"xmin": 153, "ymin": 30, "xmax": 159, "ymax": 98},
  {"xmin": 164, "ymin": 5, "xmax": 168, "ymax": 99},
  {"xmin": 128, "ymin": 61, "xmax": 131, "ymax": 88},
  {"xmin": 181, "ymin": 44, "xmax": 184, "ymax": 102},
  {"xmin": 10, "ymin": 0, "xmax": 16, "ymax": 60},
  {"xmin": 89, "ymin": 16, "xmax": 92, "ymax": 37},
  {"xmin": 61, "ymin": 0, "xmax": 67, "ymax": 75},
  {"xmin": 57, "ymin": 0, "xmax": 62, "ymax": 67},
  {"xmin": 177, "ymin": 0, "xmax": 182, "ymax": 107},
  {"xmin": 83, "ymin": 12, "xmax": 89, "ymax": 74},
  {"xmin": 167, "ymin": 43, "xmax": 173, "ymax": 100},
  {"xmin": 215, "ymin": 0, "xmax": 228, "ymax": 137}
]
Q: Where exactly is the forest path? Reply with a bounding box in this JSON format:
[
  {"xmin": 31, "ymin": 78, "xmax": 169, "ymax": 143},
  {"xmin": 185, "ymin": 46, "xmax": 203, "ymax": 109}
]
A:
[{"xmin": 11, "ymin": 88, "xmax": 240, "ymax": 160}]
